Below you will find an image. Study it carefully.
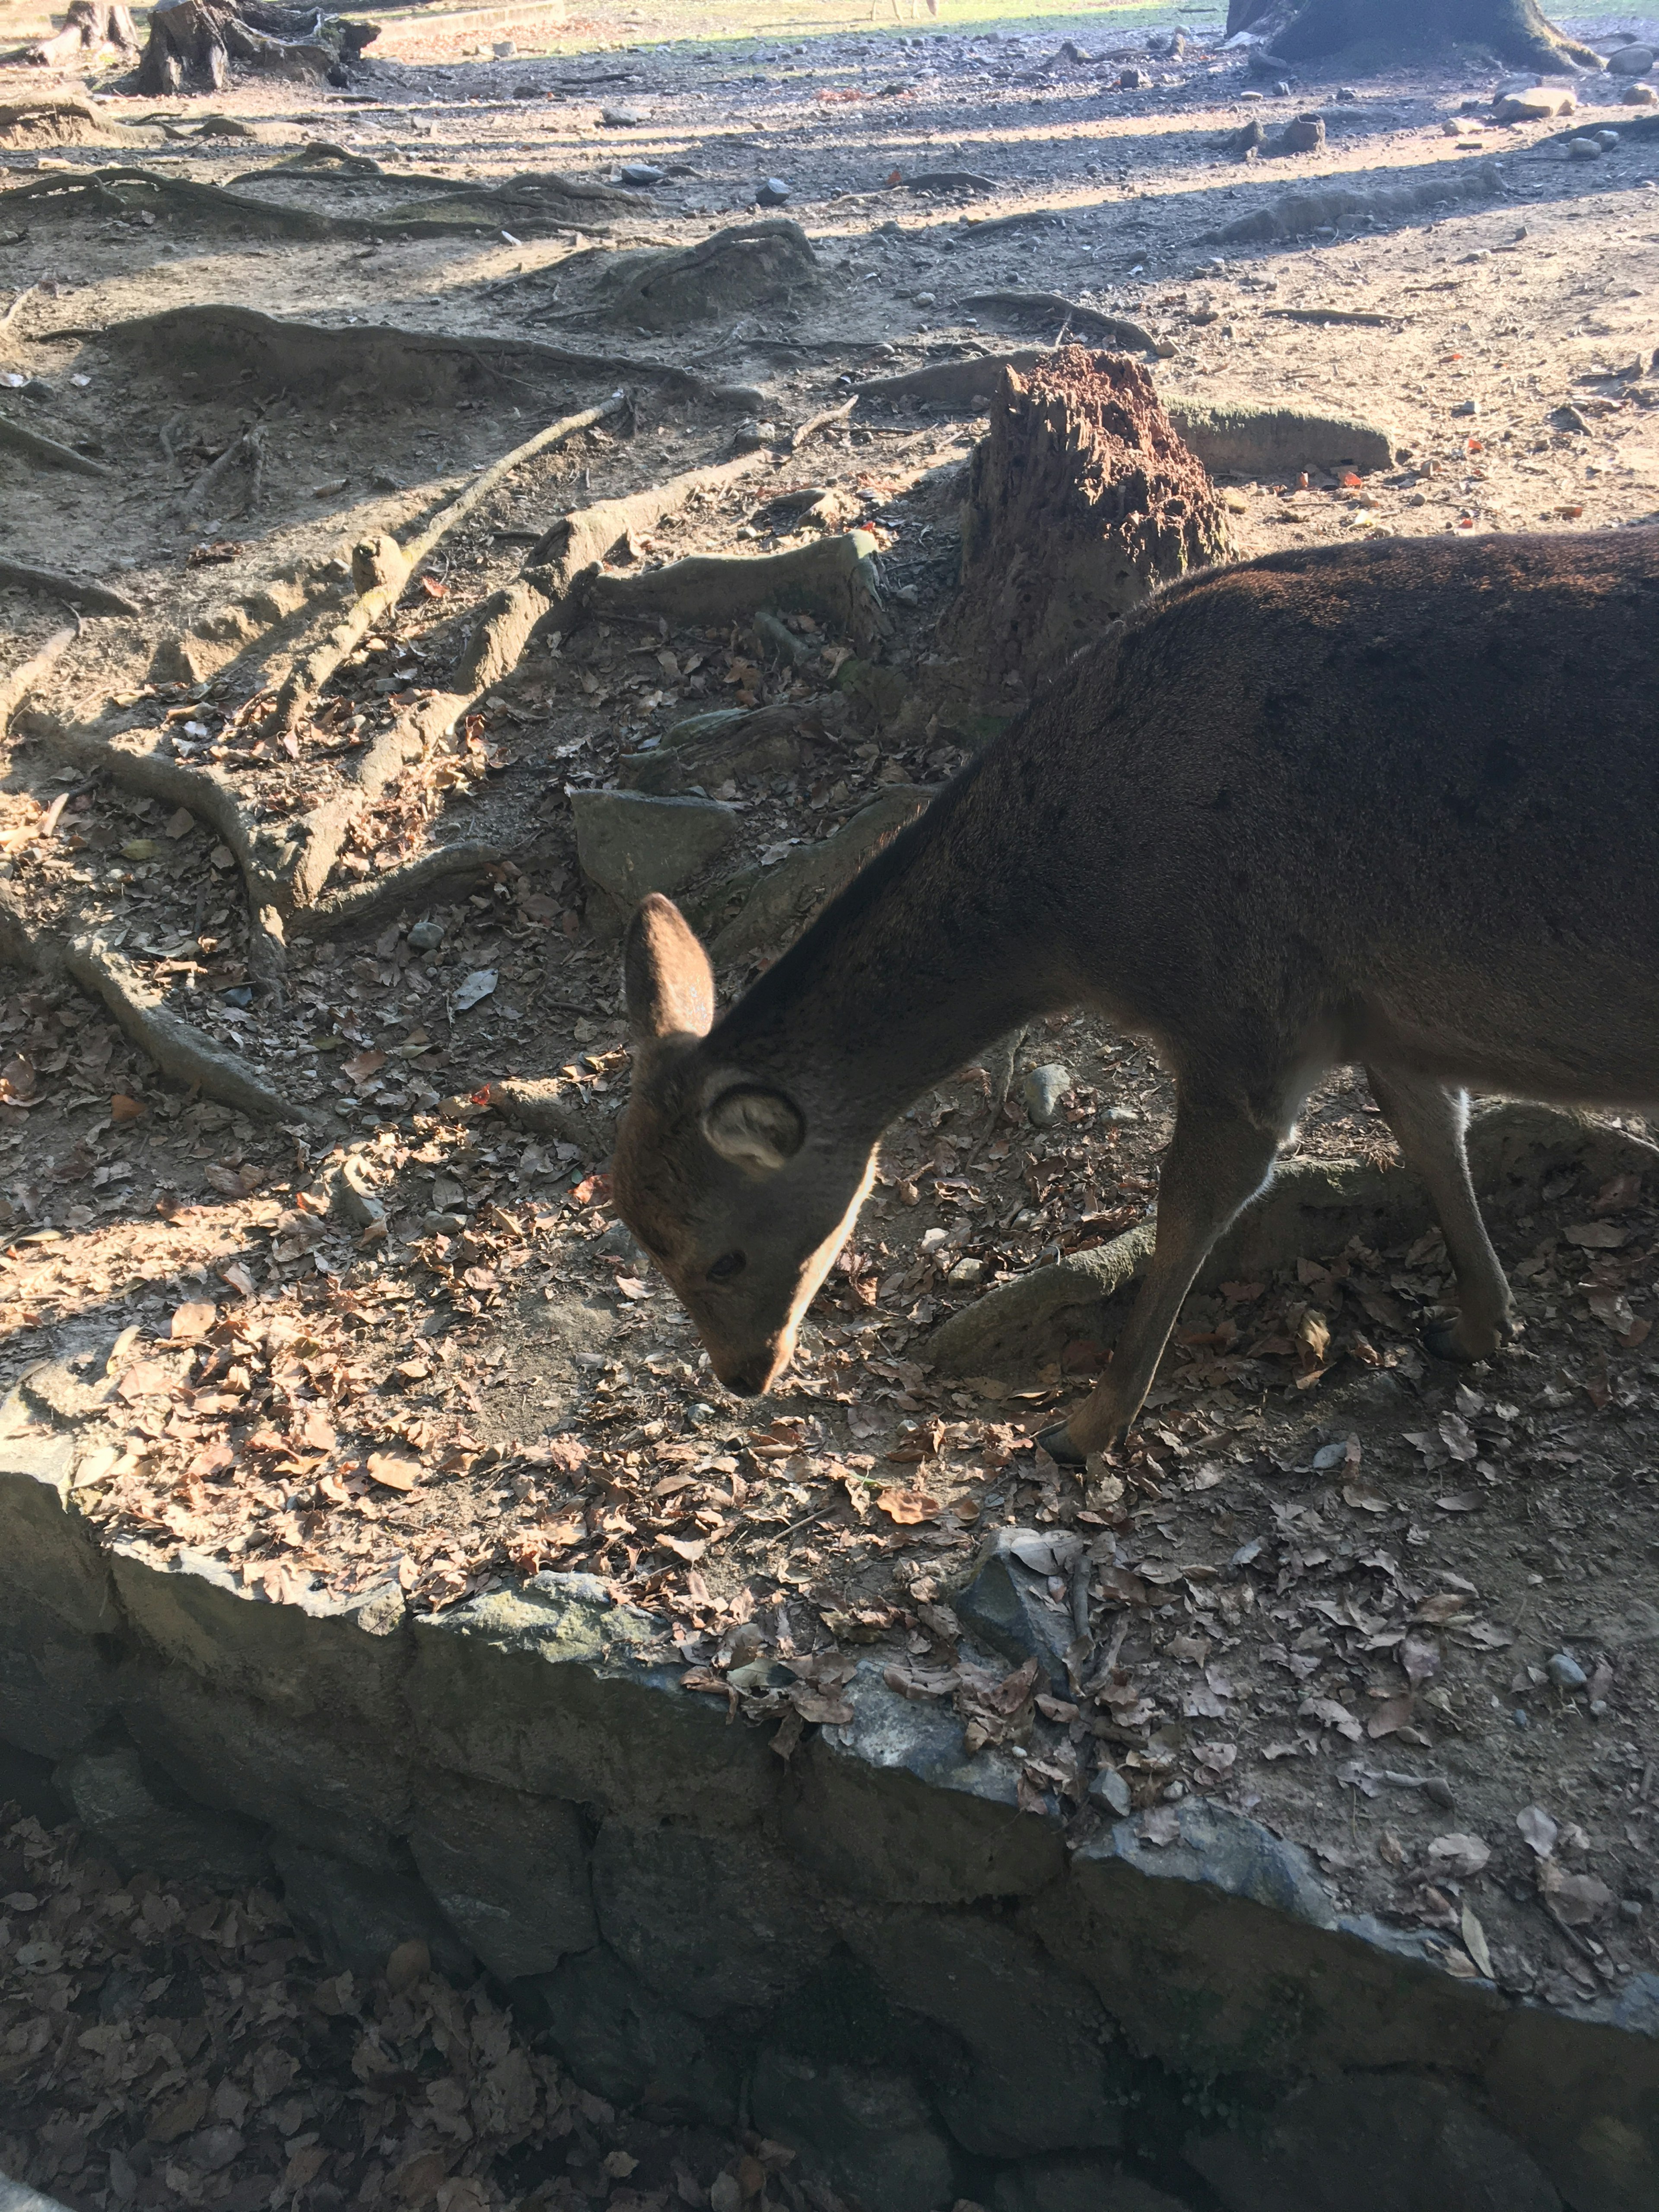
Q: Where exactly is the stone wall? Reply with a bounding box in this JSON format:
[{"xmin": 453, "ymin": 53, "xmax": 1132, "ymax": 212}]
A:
[{"xmin": 3, "ymin": 1402, "xmax": 1656, "ymax": 2212}]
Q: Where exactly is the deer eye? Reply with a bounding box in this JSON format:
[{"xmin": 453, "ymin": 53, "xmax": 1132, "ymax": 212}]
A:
[{"xmin": 707, "ymin": 1251, "xmax": 746, "ymax": 1283}]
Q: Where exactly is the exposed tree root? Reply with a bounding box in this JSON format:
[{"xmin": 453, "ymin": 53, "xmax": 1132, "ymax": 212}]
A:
[
  {"xmin": 582, "ymin": 533, "xmax": 892, "ymax": 653},
  {"xmin": 482, "ymin": 1078, "xmax": 608, "ymax": 1154},
  {"xmin": 0, "ymin": 627, "xmax": 75, "ymax": 742},
  {"xmin": 292, "ymin": 843, "xmax": 506, "ymax": 938},
  {"xmin": 0, "ymin": 882, "xmax": 319, "ymax": 1127},
  {"xmin": 957, "ymin": 292, "xmax": 1158, "ymax": 351},
  {"xmin": 1216, "ymin": 161, "xmax": 1505, "ymax": 246},
  {"xmin": 0, "ymin": 413, "xmax": 112, "ymax": 478},
  {"xmin": 268, "ymin": 394, "xmax": 625, "ymax": 740},
  {"xmin": 856, "ymin": 352, "xmax": 1050, "ymax": 410},
  {"xmin": 0, "ymin": 559, "xmax": 141, "ymax": 617},
  {"xmin": 586, "ymin": 220, "xmax": 821, "ymax": 333},
  {"xmin": 94, "ymin": 304, "xmax": 752, "ymax": 410}
]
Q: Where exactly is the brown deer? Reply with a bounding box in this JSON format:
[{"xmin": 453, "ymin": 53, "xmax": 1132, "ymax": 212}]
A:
[{"xmin": 613, "ymin": 533, "xmax": 1659, "ymax": 1461}]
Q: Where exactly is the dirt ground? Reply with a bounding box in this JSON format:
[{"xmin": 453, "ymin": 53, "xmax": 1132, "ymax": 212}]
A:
[{"xmin": 2, "ymin": 0, "xmax": 1658, "ymax": 2099}]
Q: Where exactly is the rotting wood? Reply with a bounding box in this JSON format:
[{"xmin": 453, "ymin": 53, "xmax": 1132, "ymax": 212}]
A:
[
  {"xmin": 941, "ymin": 348, "xmax": 1231, "ymax": 688},
  {"xmin": 267, "ymin": 393, "xmax": 624, "ymax": 739},
  {"xmin": 0, "ymin": 559, "xmax": 140, "ymax": 616},
  {"xmin": 0, "ymin": 413, "xmax": 111, "ymax": 477},
  {"xmin": 957, "ymin": 293, "xmax": 1158, "ymax": 351}
]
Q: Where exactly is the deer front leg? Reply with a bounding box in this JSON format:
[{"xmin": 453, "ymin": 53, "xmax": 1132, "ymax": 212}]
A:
[{"xmin": 1039, "ymin": 1085, "xmax": 1289, "ymax": 1463}]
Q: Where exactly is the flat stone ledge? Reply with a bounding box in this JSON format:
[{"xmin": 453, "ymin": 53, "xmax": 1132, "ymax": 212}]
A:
[{"xmin": 0, "ymin": 1491, "xmax": 1654, "ymax": 2212}]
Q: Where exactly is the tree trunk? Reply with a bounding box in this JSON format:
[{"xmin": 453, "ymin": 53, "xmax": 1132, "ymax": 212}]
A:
[
  {"xmin": 939, "ymin": 348, "xmax": 1233, "ymax": 695},
  {"xmin": 136, "ymin": 0, "xmax": 378, "ymax": 96},
  {"xmin": 1271, "ymin": 0, "xmax": 1602, "ymax": 70},
  {"xmin": 27, "ymin": 1, "xmax": 137, "ymax": 66}
]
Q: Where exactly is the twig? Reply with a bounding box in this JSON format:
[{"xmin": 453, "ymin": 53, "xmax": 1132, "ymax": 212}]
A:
[
  {"xmin": 1262, "ymin": 307, "xmax": 1398, "ymax": 328},
  {"xmin": 268, "ymin": 392, "xmax": 625, "ymax": 739},
  {"xmin": 791, "ymin": 397, "xmax": 856, "ymax": 452},
  {"xmin": 0, "ymin": 626, "xmax": 75, "ymax": 742},
  {"xmin": 0, "ymin": 557, "xmax": 140, "ymax": 617},
  {"xmin": 0, "ymin": 412, "xmax": 111, "ymax": 478}
]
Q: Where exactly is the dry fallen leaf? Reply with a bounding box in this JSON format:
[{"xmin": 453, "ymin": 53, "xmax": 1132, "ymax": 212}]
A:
[
  {"xmin": 1367, "ymin": 1692, "xmax": 1415, "ymax": 1740},
  {"xmin": 1461, "ymin": 1902, "xmax": 1494, "ymax": 1979},
  {"xmin": 366, "ymin": 1451, "xmax": 422, "ymax": 1492},
  {"xmin": 170, "ymin": 1300, "xmax": 217, "ymax": 1341},
  {"xmin": 1539, "ymin": 1860, "xmax": 1613, "ymax": 1926},
  {"xmin": 343, "ymin": 1049, "xmax": 388, "ymax": 1084},
  {"xmin": 110, "ymin": 1093, "xmax": 144, "ymax": 1122},
  {"xmin": 1427, "ymin": 1832, "xmax": 1491, "ymax": 1879},
  {"xmin": 877, "ymin": 1487, "xmax": 942, "ymax": 1525},
  {"xmin": 1516, "ymin": 1803, "xmax": 1559, "ymax": 1859}
]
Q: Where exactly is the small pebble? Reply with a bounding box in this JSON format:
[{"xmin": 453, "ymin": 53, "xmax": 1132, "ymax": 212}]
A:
[
  {"xmin": 1022, "ymin": 1063, "xmax": 1073, "ymax": 1127},
  {"xmin": 219, "ymin": 985, "xmax": 253, "ymax": 1009},
  {"xmin": 620, "ymin": 163, "xmax": 666, "ymax": 187},
  {"xmin": 423, "ymin": 1211, "xmax": 467, "ymax": 1236},
  {"xmin": 1547, "ymin": 1651, "xmax": 1588, "ymax": 1691},
  {"xmin": 408, "ymin": 918, "xmax": 445, "ymax": 951},
  {"xmin": 1451, "ymin": 398, "xmax": 1480, "ymax": 416},
  {"xmin": 1119, "ymin": 67, "xmax": 1145, "ymax": 90},
  {"xmin": 1163, "ymin": 1780, "xmax": 1186, "ymax": 1803},
  {"xmin": 1513, "ymin": 1708, "xmax": 1529, "ymax": 1727},
  {"xmin": 947, "ymin": 1256, "xmax": 984, "ymax": 1286},
  {"xmin": 756, "ymin": 178, "xmax": 792, "ymax": 206},
  {"xmin": 1566, "ymin": 136, "xmax": 1604, "ymax": 160},
  {"xmin": 1597, "ymin": 129, "xmax": 1621, "ymax": 149}
]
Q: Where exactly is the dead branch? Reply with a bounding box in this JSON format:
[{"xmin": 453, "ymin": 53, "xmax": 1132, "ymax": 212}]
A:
[
  {"xmin": 0, "ymin": 558, "xmax": 141, "ymax": 617},
  {"xmin": 790, "ymin": 398, "xmax": 857, "ymax": 452},
  {"xmin": 291, "ymin": 843, "xmax": 506, "ymax": 938},
  {"xmin": 268, "ymin": 393, "xmax": 624, "ymax": 740},
  {"xmin": 181, "ymin": 423, "xmax": 265, "ymax": 516},
  {"xmin": 957, "ymin": 292, "xmax": 1157, "ymax": 351},
  {"xmin": 0, "ymin": 627, "xmax": 75, "ymax": 741},
  {"xmin": 0, "ymin": 413, "xmax": 111, "ymax": 477}
]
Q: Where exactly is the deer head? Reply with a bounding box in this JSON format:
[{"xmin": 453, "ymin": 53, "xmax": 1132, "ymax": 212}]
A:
[{"xmin": 612, "ymin": 895, "xmax": 877, "ymax": 1397}]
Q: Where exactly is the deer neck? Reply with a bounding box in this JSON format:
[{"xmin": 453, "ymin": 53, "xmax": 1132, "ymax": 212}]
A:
[{"xmin": 705, "ymin": 774, "xmax": 1068, "ymax": 1140}]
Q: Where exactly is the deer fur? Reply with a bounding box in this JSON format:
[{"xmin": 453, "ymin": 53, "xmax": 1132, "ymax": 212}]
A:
[{"xmin": 614, "ymin": 532, "xmax": 1659, "ymax": 1458}]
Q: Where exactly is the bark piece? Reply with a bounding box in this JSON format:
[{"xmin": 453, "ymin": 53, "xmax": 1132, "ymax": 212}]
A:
[{"xmin": 941, "ymin": 348, "xmax": 1232, "ymax": 688}]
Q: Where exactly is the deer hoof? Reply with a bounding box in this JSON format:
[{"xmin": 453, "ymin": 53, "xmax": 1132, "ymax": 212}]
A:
[
  {"xmin": 1035, "ymin": 1419, "xmax": 1087, "ymax": 1466},
  {"xmin": 1422, "ymin": 1315, "xmax": 1501, "ymax": 1363}
]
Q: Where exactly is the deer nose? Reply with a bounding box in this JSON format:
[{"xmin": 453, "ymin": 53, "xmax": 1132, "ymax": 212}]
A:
[{"xmin": 724, "ymin": 1360, "xmax": 769, "ymax": 1397}]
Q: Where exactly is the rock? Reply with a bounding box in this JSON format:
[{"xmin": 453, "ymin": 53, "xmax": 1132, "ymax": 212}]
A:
[
  {"xmin": 1567, "ymin": 136, "xmax": 1604, "ymax": 159},
  {"xmin": 601, "ymin": 105, "xmax": 647, "ymax": 126},
  {"xmin": 1623, "ymin": 83, "xmax": 1659, "ymax": 105},
  {"xmin": 1547, "ymin": 1651, "xmax": 1588, "ymax": 1691},
  {"xmin": 952, "ymin": 1525, "xmax": 1084, "ymax": 1694},
  {"xmin": 783, "ymin": 1659, "xmax": 1064, "ymax": 1904},
  {"xmin": 705, "ymin": 785, "xmax": 933, "ymax": 963},
  {"xmin": 1166, "ymin": 398, "xmax": 1394, "ymax": 478},
  {"xmin": 756, "ymin": 177, "xmax": 791, "ymax": 206},
  {"xmin": 517, "ymin": 1943, "xmax": 740, "ymax": 2124},
  {"xmin": 271, "ymin": 1836, "xmax": 474, "ymax": 1983},
  {"xmin": 1493, "ymin": 84, "xmax": 1575, "ymax": 121},
  {"xmin": 843, "ymin": 1909, "xmax": 1125, "ymax": 2157},
  {"xmin": 594, "ymin": 1219, "xmax": 641, "ymax": 1261},
  {"xmin": 55, "ymin": 1746, "xmax": 271, "ymax": 1889},
  {"xmin": 1608, "ymin": 44, "xmax": 1654, "ymax": 75},
  {"xmin": 407, "ymin": 918, "xmax": 445, "ymax": 951},
  {"xmin": 619, "ymin": 162, "xmax": 665, "ymax": 186},
  {"xmin": 1090, "ymin": 1766, "xmax": 1132, "ymax": 1817},
  {"xmin": 1452, "ymin": 398, "xmax": 1480, "ymax": 417},
  {"xmin": 572, "ymin": 790, "xmax": 740, "ymax": 907},
  {"xmin": 993, "ymin": 2159, "xmax": 1192, "ymax": 2212},
  {"xmin": 1185, "ymin": 2074, "xmax": 1562, "ymax": 2212},
  {"xmin": 590, "ymin": 1818, "xmax": 835, "ymax": 2019},
  {"xmin": 407, "ymin": 1771, "xmax": 596, "ymax": 1979},
  {"xmin": 149, "ymin": 636, "xmax": 208, "ymax": 686},
  {"xmin": 1279, "ymin": 113, "xmax": 1325, "ymax": 153},
  {"xmin": 947, "ymin": 1256, "xmax": 984, "ymax": 1285},
  {"xmin": 327, "ymin": 1152, "xmax": 385, "ymax": 1229},
  {"xmin": 407, "ymin": 1573, "xmax": 782, "ymax": 1831},
  {"xmin": 1119, "ymin": 68, "xmax": 1145, "ymax": 91},
  {"xmin": 750, "ymin": 2052, "xmax": 958, "ymax": 2212},
  {"xmin": 1023, "ymin": 1063, "xmax": 1073, "ymax": 1126},
  {"xmin": 423, "ymin": 1211, "xmax": 467, "ymax": 1236},
  {"xmin": 492, "ymin": 37, "xmax": 515, "ymax": 57},
  {"xmin": 1598, "ymin": 129, "xmax": 1621, "ymax": 149}
]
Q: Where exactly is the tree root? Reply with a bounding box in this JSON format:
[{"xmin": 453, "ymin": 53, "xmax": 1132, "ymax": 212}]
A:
[
  {"xmin": 0, "ymin": 411, "xmax": 112, "ymax": 478},
  {"xmin": 268, "ymin": 393, "xmax": 624, "ymax": 739},
  {"xmin": 855, "ymin": 352, "xmax": 1050, "ymax": 410},
  {"xmin": 482, "ymin": 1077, "xmax": 608, "ymax": 1154},
  {"xmin": 0, "ymin": 883, "xmax": 320, "ymax": 1127},
  {"xmin": 0, "ymin": 559, "xmax": 141, "ymax": 616},
  {"xmin": 956, "ymin": 293, "xmax": 1158, "ymax": 352},
  {"xmin": 1216, "ymin": 162, "xmax": 1505, "ymax": 247},
  {"xmin": 0, "ymin": 627, "xmax": 75, "ymax": 742},
  {"xmin": 582, "ymin": 533, "xmax": 892, "ymax": 654},
  {"xmin": 927, "ymin": 1103, "xmax": 1659, "ymax": 1379},
  {"xmin": 181, "ymin": 423, "xmax": 264, "ymax": 517},
  {"xmin": 292, "ymin": 842, "xmax": 506, "ymax": 938}
]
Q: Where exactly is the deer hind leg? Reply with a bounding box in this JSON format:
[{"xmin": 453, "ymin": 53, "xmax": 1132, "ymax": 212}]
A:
[
  {"xmin": 1040, "ymin": 1084, "xmax": 1290, "ymax": 1462},
  {"xmin": 1364, "ymin": 1066, "xmax": 1512, "ymax": 1362}
]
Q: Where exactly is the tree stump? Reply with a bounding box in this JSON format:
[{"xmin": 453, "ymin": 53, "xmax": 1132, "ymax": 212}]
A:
[
  {"xmin": 941, "ymin": 347, "xmax": 1233, "ymax": 693},
  {"xmin": 136, "ymin": 0, "xmax": 378, "ymax": 96},
  {"xmin": 26, "ymin": 2, "xmax": 137, "ymax": 69}
]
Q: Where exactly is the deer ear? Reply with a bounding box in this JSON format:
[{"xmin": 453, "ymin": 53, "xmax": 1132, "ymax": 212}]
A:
[
  {"xmin": 624, "ymin": 895, "xmax": 715, "ymax": 1045},
  {"xmin": 703, "ymin": 1085, "xmax": 805, "ymax": 1174}
]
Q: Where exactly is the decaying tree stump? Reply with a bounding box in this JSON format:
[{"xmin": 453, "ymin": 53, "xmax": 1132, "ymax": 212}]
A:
[
  {"xmin": 941, "ymin": 347, "xmax": 1233, "ymax": 690},
  {"xmin": 26, "ymin": 2, "xmax": 137, "ymax": 69},
  {"xmin": 136, "ymin": 0, "xmax": 378, "ymax": 96}
]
